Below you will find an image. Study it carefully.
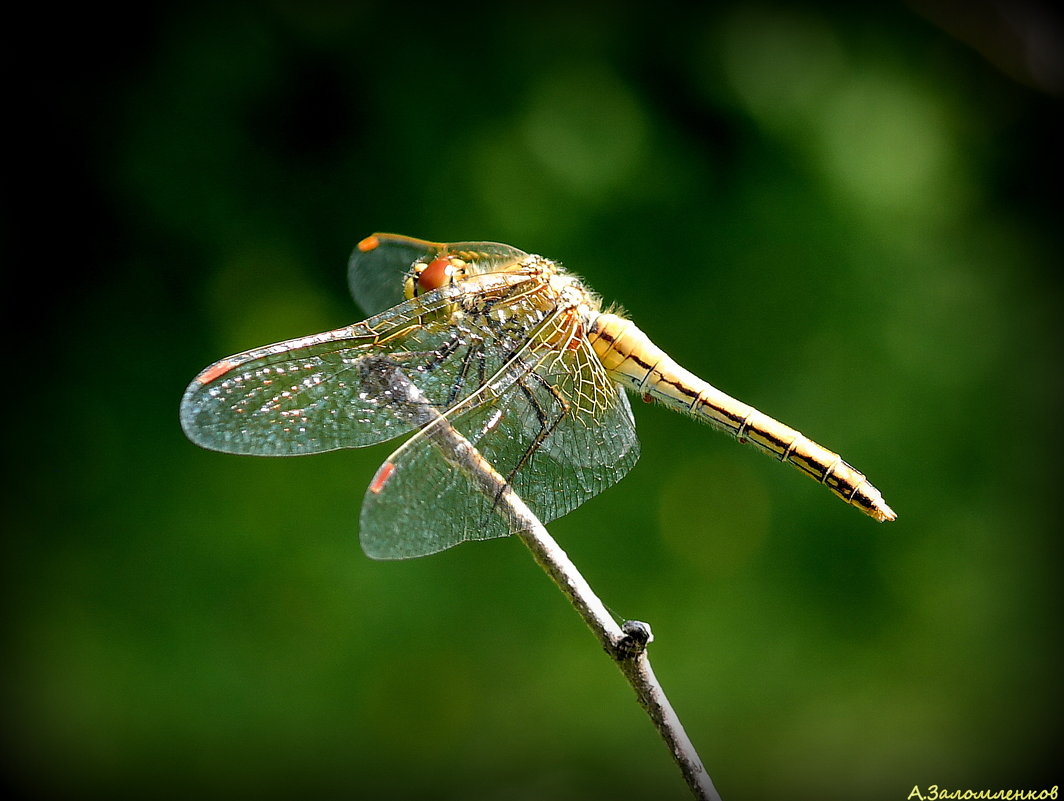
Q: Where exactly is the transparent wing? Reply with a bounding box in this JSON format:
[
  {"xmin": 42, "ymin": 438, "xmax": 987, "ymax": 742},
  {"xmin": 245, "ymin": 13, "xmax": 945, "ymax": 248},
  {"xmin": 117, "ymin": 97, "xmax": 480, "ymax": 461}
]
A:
[
  {"xmin": 359, "ymin": 311, "xmax": 640, "ymax": 560},
  {"xmin": 347, "ymin": 233, "xmax": 440, "ymax": 316},
  {"xmin": 180, "ymin": 273, "xmax": 542, "ymax": 456},
  {"xmin": 348, "ymin": 232, "xmax": 530, "ymax": 316}
]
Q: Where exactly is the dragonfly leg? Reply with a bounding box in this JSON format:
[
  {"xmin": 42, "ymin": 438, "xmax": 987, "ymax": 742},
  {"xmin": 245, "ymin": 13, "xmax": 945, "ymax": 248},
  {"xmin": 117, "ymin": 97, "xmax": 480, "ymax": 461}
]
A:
[
  {"xmin": 506, "ymin": 370, "xmax": 571, "ymax": 487},
  {"xmin": 415, "ymin": 331, "xmax": 464, "ymax": 374},
  {"xmin": 396, "ymin": 331, "xmax": 488, "ymax": 410},
  {"xmin": 444, "ymin": 342, "xmax": 487, "ymax": 408}
]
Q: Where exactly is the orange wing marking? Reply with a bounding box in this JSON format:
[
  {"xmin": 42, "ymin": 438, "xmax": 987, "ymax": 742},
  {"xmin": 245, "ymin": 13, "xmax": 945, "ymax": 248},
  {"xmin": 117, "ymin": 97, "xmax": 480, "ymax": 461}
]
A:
[
  {"xmin": 368, "ymin": 461, "xmax": 396, "ymax": 494},
  {"xmin": 198, "ymin": 359, "xmax": 238, "ymax": 385}
]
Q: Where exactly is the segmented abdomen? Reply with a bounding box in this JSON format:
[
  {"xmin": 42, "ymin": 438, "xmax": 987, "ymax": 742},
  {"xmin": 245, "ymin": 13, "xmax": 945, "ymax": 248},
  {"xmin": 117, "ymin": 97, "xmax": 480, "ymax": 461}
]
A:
[{"xmin": 586, "ymin": 312, "xmax": 896, "ymax": 522}]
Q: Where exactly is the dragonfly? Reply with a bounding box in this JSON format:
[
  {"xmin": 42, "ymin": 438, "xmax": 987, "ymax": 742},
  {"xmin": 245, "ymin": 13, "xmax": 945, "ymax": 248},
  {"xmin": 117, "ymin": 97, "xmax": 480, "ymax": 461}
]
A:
[{"xmin": 180, "ymin": 233, "xmax": 895, "ymax": 559}]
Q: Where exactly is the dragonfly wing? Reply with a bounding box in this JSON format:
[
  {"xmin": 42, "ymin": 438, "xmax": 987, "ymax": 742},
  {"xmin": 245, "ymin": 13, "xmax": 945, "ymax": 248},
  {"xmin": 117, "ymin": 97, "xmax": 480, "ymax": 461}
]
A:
[
  {"xmin": 500, "ymin": 342, "xmax": 639, "ymax": 517},
  {"xmin": 359, "ymin": 426, "xmax": 529, "ymax": 560},
  {"xmin": 349, "ymin": 232, "xmax": 531, "ymax": 315},
  {"xmin": 348, "ymin": 233, "xmax": 442, "ymax": 316},
  {"xmin": 180, "ymin": 276, "xmax": 539, "ymax": 456},
  {"xmin": 360, "ymin": 315, "xmax": 640, "ymax": 560}
]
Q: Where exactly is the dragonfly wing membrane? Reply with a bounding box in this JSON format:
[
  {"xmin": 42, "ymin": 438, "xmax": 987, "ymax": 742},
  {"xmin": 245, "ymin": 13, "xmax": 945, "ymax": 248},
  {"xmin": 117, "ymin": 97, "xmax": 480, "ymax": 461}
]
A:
[
  {"xmin": 360, "ymin": 316, "xmax": 640, "ymax": 560},
  {"xmin": 180, "ymin": 324, "xmax": 429, "ymax": 456},
  {"xmin": 349, "ymin": 233, "xmax": 442, "ymax": 316},
  {"xmin": 180, "ymin": 278, "xmax": 541, "ymax": 456}
]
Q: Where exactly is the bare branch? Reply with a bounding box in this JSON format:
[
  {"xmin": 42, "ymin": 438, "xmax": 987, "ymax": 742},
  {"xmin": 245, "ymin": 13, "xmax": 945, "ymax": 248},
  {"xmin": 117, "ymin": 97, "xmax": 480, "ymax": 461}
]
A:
[{"xmin": 381, "ymin": 364, "xmax": 722, "ymax": 801}]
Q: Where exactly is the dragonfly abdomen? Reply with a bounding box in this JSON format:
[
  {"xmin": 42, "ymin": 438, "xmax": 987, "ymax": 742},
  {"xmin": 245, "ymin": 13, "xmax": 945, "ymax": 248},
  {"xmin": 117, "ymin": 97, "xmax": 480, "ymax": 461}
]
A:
[{"xmin": 587, "ymin": 312, "xmax": 896, "ymax": 522}]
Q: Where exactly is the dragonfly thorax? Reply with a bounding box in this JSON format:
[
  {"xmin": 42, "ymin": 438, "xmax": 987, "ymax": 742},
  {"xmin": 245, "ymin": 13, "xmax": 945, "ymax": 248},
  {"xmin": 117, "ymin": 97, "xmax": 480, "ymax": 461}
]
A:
[{"xmin": 543, "ymin": 263, "xmax": 602, "ymax": 321}]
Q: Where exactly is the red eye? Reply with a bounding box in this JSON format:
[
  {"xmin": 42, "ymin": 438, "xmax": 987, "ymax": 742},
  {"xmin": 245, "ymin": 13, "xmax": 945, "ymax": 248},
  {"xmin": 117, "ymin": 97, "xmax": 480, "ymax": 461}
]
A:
[{"xmin": 419, "ymin": 256, "xmax": 454, "ymax": 291}]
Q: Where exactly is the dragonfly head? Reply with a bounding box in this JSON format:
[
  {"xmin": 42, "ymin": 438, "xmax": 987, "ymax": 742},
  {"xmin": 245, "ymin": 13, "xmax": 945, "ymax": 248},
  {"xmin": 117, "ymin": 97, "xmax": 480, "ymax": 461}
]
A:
[{"xmin": 404, "ymin": 255, "xmax": 469, "ymax": 299}]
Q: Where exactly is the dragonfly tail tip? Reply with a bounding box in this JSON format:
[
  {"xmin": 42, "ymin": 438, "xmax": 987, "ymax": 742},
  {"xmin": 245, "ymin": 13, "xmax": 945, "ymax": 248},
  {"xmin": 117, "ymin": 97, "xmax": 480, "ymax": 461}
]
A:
[{"xmin": 874, "ymin": 502, "xmax": 897, "ymax": 522}]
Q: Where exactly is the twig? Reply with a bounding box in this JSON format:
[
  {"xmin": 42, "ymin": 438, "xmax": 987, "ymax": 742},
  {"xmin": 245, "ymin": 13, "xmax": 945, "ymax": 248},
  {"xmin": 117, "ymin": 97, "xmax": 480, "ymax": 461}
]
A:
[{"xmin": 382, "ymin": 363, "xmax": 722, "ymax": 801}]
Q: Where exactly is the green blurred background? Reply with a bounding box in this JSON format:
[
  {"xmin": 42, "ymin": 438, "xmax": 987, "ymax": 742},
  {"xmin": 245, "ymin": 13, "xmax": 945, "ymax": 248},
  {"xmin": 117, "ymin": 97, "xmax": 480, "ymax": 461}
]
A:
[{"xmin": 8, "ymin": 2, "xmax": 1062, "ymax": 799}]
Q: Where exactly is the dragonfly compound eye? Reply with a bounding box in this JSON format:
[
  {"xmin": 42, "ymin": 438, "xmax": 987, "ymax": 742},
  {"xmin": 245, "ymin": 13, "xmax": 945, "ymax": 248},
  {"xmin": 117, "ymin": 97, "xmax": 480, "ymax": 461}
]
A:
[
  {"xmin": 417, "ymin": 256, "xmax": 470, "ymax": 294},
  {"xmin": 406, "ymin": 258, "xmax": 449, "ymax": 299}
]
